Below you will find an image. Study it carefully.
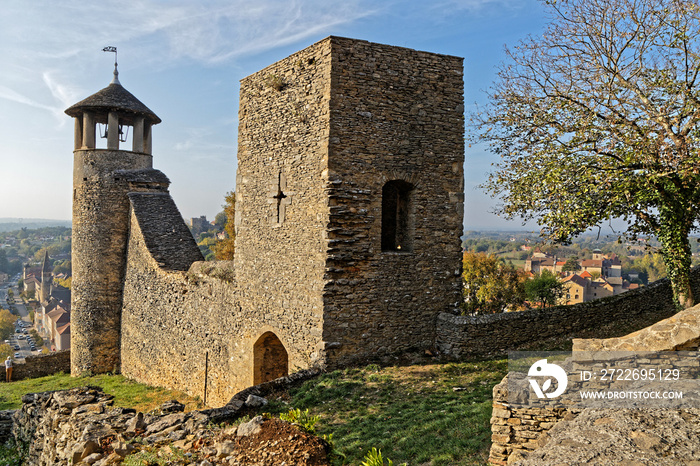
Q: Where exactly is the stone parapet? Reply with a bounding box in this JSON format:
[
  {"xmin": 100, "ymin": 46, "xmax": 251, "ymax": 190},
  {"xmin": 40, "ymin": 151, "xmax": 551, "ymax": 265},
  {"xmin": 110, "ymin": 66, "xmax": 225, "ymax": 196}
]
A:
[
  {"xmin": 573, "ymin": 303, "xmax": 700, "ymax": 352},
  {"xmin": 1, "ymin": 350, "xmax": 70, "ymax": 383},
  {"xmin": 437, "ymin": 269, "xmax": 700, "ymax": 358}
]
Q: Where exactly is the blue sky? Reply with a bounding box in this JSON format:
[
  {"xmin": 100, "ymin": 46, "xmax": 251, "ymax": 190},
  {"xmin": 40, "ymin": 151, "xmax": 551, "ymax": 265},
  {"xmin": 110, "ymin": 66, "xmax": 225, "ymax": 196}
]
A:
[{"xmin": 0, "ymin": 0, "xmax": 548, "ymax": 230}]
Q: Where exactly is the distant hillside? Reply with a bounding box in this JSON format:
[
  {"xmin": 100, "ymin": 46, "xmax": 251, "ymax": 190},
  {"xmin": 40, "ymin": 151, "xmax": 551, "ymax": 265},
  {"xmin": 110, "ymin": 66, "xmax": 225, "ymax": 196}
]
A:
[{"xmin": 0, "ymin": 218, "xmax": 71, "ymax": 232}]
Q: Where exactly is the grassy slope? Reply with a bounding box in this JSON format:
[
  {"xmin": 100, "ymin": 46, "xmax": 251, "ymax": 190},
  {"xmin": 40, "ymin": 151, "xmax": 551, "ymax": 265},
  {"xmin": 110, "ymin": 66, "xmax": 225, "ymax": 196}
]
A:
[
  {"xmin": 0, "ymin": 373, "xmax": 203, "ymax": 412},
  {"xmin": 266, "ymin": 359, "xmax": 508, "ymax": 466},
  {"xmin": 0, "ymin": 359, "xmax": 508, "ymax": 465}
]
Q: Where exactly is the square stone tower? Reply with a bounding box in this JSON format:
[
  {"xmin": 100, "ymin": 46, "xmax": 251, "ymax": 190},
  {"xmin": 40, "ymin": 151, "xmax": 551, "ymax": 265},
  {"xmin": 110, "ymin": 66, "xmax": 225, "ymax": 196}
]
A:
[{"xmin": 235, "ymin": 37, "xmax": 464, "ymax": 368}]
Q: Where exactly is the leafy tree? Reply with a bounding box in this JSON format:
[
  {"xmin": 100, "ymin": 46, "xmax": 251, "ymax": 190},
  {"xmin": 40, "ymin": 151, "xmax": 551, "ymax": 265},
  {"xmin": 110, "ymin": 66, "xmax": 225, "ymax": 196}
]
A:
[
  {"xmin": 0, "ymin": 250, "xmax": 8, "ymax": 274},
  {"xmin": 0, "ymin": 344, "xmax": 11, "ymax": 361},
  {"xmin": 214, "ymin": 191, "xmax": 236, "ymax": 260},
  {"xmin": 462, "ymin": 252, "xmax": 527, "ymax": 315},
  {"xmin": 562, "ymin": 257, "xmax": 581, "ymax": 273},
  {"xmin": 0, "ymin": 309, "xmax": 15, "ymax": 341},
  {"xmin": 55, "ymin": 277, "xmax": 72, "ymax": 289},
  {"xmin": 214, "ymin": 211, "xmax": 227, "ymax": 230},
  {"xmin": 525, "ymin": 270, "xmax": 565, "ymax": 310},
  {"xmin": 475, "ymin": 0, "xmax": 700, "ymax": 308},
  {"xmin": 53, "ymin": 260, "xmax": 71, "ymax": 276}
]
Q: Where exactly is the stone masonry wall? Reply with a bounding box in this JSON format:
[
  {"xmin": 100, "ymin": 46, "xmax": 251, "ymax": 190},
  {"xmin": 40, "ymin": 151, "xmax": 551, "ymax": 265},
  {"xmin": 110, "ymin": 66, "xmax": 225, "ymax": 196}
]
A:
[
  {"xmin": 322, "ymin": 37, "xmax": 465, "ymax": 365},
  {"xmin": 435, "ymin": 269, "xmax": 700, "ymax": 358},
  {"xmin": 234, "ymin": 37, "xmax": 332, "ymax": 371},
  {"xmin": 489, "ymin": 345, "xmax": 700, "ymax": 465},
  {"xmin": 72, "ymin": 149, "xmax": 152, "ymax": 375},
  {"xmin": 486, "ymin": 285, "xmax": 700, "ymax": 465},
  {"xmin": 121, "ymin": 213, "xmax": 241, "ymax": 407}
]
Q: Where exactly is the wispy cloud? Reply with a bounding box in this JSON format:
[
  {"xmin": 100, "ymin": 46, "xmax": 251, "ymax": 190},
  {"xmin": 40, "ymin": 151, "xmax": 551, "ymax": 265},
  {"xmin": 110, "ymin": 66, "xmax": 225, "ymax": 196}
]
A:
[
  {"xmin": 42, "ymin": 72, "xmax": 81, "ymax": 109},
  {"xmin": 0, "ymin": 85, "xmax": 65, "ymax": 121},
  {"xmin": 0, "ymin": 0, "xmax": 376, "ymax": 121}
]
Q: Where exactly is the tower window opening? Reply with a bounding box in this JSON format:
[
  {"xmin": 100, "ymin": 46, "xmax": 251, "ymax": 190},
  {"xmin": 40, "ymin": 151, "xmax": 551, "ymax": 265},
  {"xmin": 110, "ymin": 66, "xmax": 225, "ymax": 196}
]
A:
[{"xmin": 381, "ymin": 180, "xmax": 414, "ymax": 252}]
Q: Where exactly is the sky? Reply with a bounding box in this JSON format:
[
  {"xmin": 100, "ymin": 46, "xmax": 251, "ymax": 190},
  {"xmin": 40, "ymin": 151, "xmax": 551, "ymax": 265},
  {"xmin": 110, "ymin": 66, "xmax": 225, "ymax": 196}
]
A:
[{"xmin": 0, "ymin": 0, "xmax": 551, "ymax": 231}]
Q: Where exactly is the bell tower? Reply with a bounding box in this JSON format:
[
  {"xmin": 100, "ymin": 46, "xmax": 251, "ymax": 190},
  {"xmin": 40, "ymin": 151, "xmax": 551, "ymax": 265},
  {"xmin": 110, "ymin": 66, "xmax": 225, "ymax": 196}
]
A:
[{"xmin": 65, "ymin": 52, "xmax": 161, "ymax": 375}]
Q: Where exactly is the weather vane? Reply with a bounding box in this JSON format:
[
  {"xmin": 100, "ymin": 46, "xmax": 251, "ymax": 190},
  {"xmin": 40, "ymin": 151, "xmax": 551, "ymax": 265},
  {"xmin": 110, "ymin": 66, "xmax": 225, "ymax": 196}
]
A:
[{"xmin": 103, "ymin": 46, "xmax": 120, "ymax": 84}]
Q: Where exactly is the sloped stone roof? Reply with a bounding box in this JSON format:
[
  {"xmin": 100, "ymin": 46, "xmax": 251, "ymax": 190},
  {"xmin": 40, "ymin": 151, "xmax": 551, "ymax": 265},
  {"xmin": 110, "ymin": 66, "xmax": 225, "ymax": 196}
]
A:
[
  {"xmin": 114, "ymin": 169, "xmax": 170, "ymax": 185},
  {"xmin": 65, "ymin": 83, "xmax": 161, "ymax": 125},
  {"xmin": 128, "ymin": 192, "xmax": 204, "ymax": 271}
]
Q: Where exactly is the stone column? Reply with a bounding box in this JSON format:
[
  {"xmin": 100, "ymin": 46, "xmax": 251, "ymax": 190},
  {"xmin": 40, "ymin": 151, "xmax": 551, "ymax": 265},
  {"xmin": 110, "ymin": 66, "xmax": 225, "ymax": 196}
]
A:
[
  {"xmin": 133, "ymin": 116, "xmax": 144, "ymax": 153},
  {"xmin": 107, "ymin": 112, "xmax": 119, "ymax": 150},
  {"xmin": 82, "ymin": 112, "xmax": 95, "ymax": 149},
  {"xmin": 74, "ymin": 118, "xmax": 83, "ymax": 150}
]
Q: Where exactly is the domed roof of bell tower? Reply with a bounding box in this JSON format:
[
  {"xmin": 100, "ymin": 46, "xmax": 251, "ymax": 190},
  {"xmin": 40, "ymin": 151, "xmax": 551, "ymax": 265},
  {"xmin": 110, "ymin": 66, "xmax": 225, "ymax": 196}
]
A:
[
  {"xmin": 65, "ymin": 81, "xmax": 161, "ymax": 125},
  {"xmin": 65, "ymin": 50, "xmax": 160, "ymax": 154}
]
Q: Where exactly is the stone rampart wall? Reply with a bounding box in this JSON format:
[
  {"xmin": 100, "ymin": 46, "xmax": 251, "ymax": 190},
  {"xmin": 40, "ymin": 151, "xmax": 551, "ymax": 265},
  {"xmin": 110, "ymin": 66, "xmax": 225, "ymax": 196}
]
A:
[
  {"xmin": 1, "ymin": 350, "xmax": 70, "ymax": 382},
  {"xmin": 120, "ymin": 210, "xmax": 324, "ymax": 407},
  {"xmin": 437, "ymin": 269, "xmax": 700, "ymax": 358}
]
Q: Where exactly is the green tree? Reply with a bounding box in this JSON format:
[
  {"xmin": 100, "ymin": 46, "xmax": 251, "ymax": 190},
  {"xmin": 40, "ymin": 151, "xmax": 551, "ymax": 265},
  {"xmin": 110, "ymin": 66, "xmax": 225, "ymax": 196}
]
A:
[
  {"xmin": 462, "ymin": 252, "xmax": 527, "ymax": 315},
  {"xmin": 475, "ymin": 0, "xmax": 700, "ymax": 309},
  {"xmin": 214, "ymin": 191, "xmax": 236, "ymax": 260},
  {"xmin": 525, "ymin": 270, "xmax": 565, "ymax": 310},
  {"xmin": 0, "ymin": 309, "xmax": 15, "ymax": 341},
  {"xmin": 0, "ymin": 250, "xmax": 8, "ymax": 274},
  {"xmin": 53, "ymin": 260, "xmax": 71, "ymax": 276},
  {"xmin": 214, "ymin": 211, "xmax": 227, "ymax": 230},
  {"xmin": 562, "ymin": 257, "xmax": 581, "ymax": 273}
]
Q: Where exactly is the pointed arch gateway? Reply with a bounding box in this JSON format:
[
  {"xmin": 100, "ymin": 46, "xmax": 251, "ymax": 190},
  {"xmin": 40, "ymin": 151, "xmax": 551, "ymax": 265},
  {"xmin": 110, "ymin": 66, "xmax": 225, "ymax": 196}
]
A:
[{"xmin": 253, "ymin": 332, "xmax": 289, "ymax": 384}]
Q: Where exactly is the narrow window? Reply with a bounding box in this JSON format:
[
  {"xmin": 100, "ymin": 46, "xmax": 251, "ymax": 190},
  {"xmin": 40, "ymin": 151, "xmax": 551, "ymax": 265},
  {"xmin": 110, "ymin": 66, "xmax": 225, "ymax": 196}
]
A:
[{"xmin": 381, "ymin": 180, "xmax": 414, "ymax": 252}]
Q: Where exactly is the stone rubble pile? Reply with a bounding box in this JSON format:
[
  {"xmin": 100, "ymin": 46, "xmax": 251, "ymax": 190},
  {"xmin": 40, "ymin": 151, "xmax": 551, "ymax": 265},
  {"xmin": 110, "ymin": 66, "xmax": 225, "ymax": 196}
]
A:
[{"xmin": 10, "ymin": 387, "xmax": 330, "ymax": 466}]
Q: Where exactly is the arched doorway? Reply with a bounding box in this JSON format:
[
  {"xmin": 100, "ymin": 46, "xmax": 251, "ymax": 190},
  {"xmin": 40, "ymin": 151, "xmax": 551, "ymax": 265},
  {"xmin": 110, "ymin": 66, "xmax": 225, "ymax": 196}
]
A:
[{"xmin": 253, "ymin": 332, "xmax": 289, "ymax": 384}]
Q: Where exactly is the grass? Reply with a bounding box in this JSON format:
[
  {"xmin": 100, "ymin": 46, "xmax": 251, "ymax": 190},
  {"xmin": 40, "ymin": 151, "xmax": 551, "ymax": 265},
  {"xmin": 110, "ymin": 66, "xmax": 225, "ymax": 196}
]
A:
[
  {"xmin": 265, "ymin": 358, "xmax": 508, "ymax": 466},
  {"xmin": 0, "ymin": 372, "xmax": 203, "ymax": 412},
  {"xmin": 0, "ymin": 359, "xmax": 508, "ymax": 465}
]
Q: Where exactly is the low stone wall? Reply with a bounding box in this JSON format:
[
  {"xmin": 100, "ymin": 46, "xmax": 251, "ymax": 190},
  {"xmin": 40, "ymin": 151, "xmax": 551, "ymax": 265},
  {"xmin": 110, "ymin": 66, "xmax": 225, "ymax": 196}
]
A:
[
  {"xmin": 488, "ymin": 304, "xmax": 700, "ymax": 465},
  {"xmin": 1, "ymin": 350, "xmax": 70, "ymax": 382},
  {"xmin": 12, "ymin": 387, "xmax": 212, "ymax": 465},
  {"xmin": 489, "ymin": 374, "xmax": 578, "ymax": 465},
  {"xmin": 436, "ymin": 270, "xmax": 700, "ymax": 357}
]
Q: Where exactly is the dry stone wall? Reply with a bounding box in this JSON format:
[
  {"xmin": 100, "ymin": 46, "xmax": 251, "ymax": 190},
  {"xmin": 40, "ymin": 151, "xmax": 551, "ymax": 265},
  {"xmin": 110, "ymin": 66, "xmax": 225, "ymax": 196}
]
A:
[
  {"xmin": 1, "ymin": 350, "xmax": 70, "ymax": 382},
  {"xmin": 436, "ymin": 270, "xmax": 700, "ymax": 358},
  {"xmin": 121, "ymin": 215, "xmax": 244, "ymax": 407},
  {"xmin": 488, "ymin": 300, "xmax": 700, "ymax": 465}
]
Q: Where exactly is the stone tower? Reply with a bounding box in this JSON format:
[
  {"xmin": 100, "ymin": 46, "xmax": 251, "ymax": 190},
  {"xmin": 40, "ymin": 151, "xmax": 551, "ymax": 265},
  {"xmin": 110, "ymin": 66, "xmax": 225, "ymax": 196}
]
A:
[
  {"xmin": 40, "ymin": 250, "xmax": 51, "ymax": 304},
  {"xmin": 65, "ymin": 64, "xmax": 161, "ymax": 375},
  {"xmin": 235, "ymin": 37, "xmax": 464, "ymax": 367}
]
